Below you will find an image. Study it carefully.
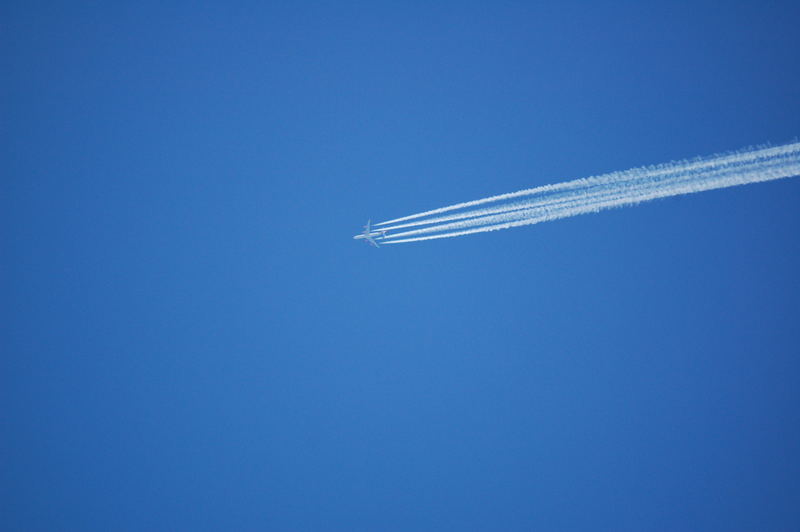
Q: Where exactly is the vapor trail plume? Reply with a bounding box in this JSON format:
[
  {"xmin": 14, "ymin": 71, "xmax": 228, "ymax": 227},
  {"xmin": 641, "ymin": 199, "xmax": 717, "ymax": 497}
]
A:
[
  {"xmin": 372, "ymin": 142, "xmax": 800, "ymax": 244},
  {"xmin": 374, "ymin": 143, "xmax": 798, "ymax": 228}
]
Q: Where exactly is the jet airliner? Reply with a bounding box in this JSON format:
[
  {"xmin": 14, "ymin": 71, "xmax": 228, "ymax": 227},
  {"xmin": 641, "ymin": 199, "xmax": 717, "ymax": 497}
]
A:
[{"xmin": 353, "ymin": 220, "xmax": 387, "ymax": 247}]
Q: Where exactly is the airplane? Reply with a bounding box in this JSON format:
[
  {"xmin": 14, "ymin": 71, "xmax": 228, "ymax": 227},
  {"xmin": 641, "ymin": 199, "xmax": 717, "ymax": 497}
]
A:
[{"xmin": 353, "ymin": 220, "xmax": 387, "ymax": 247}]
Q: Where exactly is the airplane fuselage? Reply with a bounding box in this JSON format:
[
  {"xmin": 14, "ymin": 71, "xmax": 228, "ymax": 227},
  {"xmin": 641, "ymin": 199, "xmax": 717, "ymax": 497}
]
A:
[{"xmin": 354, "ymin": 220, "xmax": 386, "ymax": 247}]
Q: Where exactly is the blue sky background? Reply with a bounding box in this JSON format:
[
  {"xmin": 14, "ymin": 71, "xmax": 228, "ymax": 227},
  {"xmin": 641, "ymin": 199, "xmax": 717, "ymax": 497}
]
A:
[{"xmin": 4, "ymin": 2, "xmax": 800, "ymax": 530}]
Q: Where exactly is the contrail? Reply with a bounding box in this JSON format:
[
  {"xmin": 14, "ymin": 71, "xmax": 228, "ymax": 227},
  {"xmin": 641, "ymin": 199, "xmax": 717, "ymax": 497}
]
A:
[
  {"xmin": 374, "ymin": 143, "xmax": 798, "ymax": 228},
  {"xmin": 369, "ymin": 142, "xmax": 799, "ymax": 244},
  {"xmin": 381, "ymin": 157, "xmax": 791, "ymax": 241}
]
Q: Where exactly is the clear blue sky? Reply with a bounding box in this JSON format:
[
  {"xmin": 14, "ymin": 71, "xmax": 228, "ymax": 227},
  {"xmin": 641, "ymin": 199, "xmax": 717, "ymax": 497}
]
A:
[{"xmin": 4, "ymin": 2, "xmax": 800, "ymax": 530}]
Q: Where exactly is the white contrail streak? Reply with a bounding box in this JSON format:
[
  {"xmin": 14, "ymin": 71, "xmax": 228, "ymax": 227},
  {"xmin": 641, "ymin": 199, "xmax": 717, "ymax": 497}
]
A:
[
  {"xmin": 381, "ymin": 158, "xmax": 788, "ymax": 241},
  {"xmin": 383, "ymin": 164, "xmax": 799, "ymax": 244},
  {"xmin": 370, "ymin": 142, "xmax": 799, "ymax": 244},
  {"xmin": 374, "ymin": 143, "xmax": 798, "ymax": 229}
]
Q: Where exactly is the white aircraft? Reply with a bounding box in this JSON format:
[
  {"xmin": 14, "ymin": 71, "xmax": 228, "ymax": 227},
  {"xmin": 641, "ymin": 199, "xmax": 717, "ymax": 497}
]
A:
[{"xmin": 353, "ymin": 220, "xmax": 387, "ymax": 247}]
